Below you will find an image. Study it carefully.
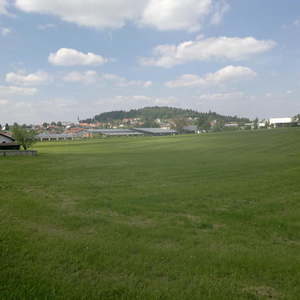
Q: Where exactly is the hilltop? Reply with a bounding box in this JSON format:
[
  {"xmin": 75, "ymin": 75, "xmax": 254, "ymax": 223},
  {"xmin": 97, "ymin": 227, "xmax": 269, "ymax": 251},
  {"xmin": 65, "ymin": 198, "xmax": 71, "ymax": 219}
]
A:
[{"xmin": 81, "ymin": 106, "xmax": 250, "ymax": 124}]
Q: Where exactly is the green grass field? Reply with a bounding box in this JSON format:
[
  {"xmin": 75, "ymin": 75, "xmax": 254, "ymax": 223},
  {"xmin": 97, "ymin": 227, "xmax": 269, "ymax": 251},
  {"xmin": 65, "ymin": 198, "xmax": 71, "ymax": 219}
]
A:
[{"xmin": 1, "ymin": 129, "xmax": 300, "ymax": 299}]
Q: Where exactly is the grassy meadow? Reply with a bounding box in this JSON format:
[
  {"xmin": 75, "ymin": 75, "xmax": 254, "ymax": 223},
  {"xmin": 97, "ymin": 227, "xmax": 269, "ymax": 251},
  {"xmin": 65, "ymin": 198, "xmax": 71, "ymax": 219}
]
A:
[{"xmin": 1, "ymin": 128, "xmax": 300, "ymax": 299}]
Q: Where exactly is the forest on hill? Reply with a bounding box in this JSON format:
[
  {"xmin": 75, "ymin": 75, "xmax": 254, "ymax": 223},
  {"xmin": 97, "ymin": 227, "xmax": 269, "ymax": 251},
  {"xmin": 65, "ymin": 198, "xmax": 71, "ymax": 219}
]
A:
[{"xmin": 81, "ymin": 107, "xmax": 250, "ymax": 124}]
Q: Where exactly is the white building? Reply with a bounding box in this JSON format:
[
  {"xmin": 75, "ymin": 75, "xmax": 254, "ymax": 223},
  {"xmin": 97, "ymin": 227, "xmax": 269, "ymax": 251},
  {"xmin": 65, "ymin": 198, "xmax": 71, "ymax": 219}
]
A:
[
  {"xmin": 258, "ymin": 122, "xmax": 267, "ymax": 128},
  {"xmin": 269, "ymin": 117, "xmax": 294, "ymax": 128},
  {"xmin": 0, "ymin": 132, "xmax": 14, "ymax": 143}
]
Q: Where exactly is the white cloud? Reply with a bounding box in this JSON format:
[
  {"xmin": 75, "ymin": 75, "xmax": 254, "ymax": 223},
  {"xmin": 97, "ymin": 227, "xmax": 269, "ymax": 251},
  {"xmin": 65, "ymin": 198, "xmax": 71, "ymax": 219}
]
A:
[
  {"xmin": 154, "ymin": 96, "xmax": 177, "ymax": 105},
  {"xmin": 0, "ymin": 0, "xmax": 8, "ymax": 14},
  {"xmin": 282, "ymin": 19, "xmax": 300, "ymax": 29},
  {"xmin": 0, "ymin": 95, "xmax": 180, "ymax": 124},
  {"xmin": 141, "ymin": 0, "xmax": 212, "ymax": 32},
  {"xmin": 63, "ymin": 71, "xmax": 98, "ymax": 84},
  {"xmin": 63, "ymin": 70, "xmax": 152, "ymax": 88},
  {"xmin": 0, "ymin": 98, "xmax": 65, "ymax": 124},
  {"xmin": 114, "ymin": 95, "xmax": 152, "ymax": 102},
  {"xmin": 166, "ymin": 65, "xmax": 257, "ymax": 88},
  {"xmin": 15, "ymin": 0, "xmax": 144, "ymax": 29},
  {"xmin": 197, "ymin": 92, "xmax": 245, "ymax": 101},
  {"xmin": 37, "ymin": 23, "xmax": 56, "ymax": 30},
  {"xmin": 210, "ymin": 0, "xmax": 230, "ymax": 25},
  {"xmin": 141, "ymin": 36, "xmax": 276, "ymax": 68},
  {"xmin": 293, "ymin": 19, "xmax": 300, "ymax": 27},
  {"xmin": 0, "ymin": 99, "xmax": 8, "ymax": 105},
  {"xmin": 0, "ymin": 27, "xmax": 12, "ymax": 36},
  {"xmin": 102, "ymin": 73, "xmax": 152, "ymax": 87},
  {"xmin": 111, "ymin": 95, "xmax": 178, "ymax": 106},
  {"xmin": 143, "ymin": 81, "xmax": 153, "ymax": 88},
  {"xmin": 49, "ymin": 48, "xmax": 108, "ymax": 66},
  {"xmin": 5, "ymin": 71, "xmax": 50, "ymax": 86},
  {"xmin": 15, "ymin": 0, "xmax": 228, "ymax": 32},
  {"xmin": 0, "ymin": 85, "xmax": 38, "ymax": 96}
]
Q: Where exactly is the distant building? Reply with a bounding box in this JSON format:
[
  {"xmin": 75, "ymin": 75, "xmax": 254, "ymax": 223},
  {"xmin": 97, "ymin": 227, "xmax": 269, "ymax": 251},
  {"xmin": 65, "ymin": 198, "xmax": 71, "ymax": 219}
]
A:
[
  {"xmin": 36, "ymin": 132, "xmax": 86, "ymax": 141},
  {"xmin": 0, "ymin": 132, "xmax": 20, "ymax": 150},
  {"xmin": 0, "ymin": 132, "xmax": 13, "ymax": 143},
  {"xmin": 88, "ymin": 129, "xmax": 143, "ymax": 137},
  {"xmin": 258, "ymin": 122, "xmax": 267, "ymax": 128},
  {"xmin": 224, "ymin": 123, "xmax": 239, "ymax": 128},
  {"xmin": 64, "ymin": 127, "xmax": 85, "ymax": 134},
  {"xmin": 79, "ymin": 122, "xmax": 103, "ymax": 128},
  {"xmin": 159, "ymin": 123, "xmax": 171, "ymax": 130},
  {"xmin": 134, "ymin": 128, "xmax": 177, "ymax": 136},
  {"xmin": 182, "ymin": 126, "xmax": 199, "ymax": 134},
  {"xmin": 269, "ymin": 118, "xmax": 295, "ymax": 128}
]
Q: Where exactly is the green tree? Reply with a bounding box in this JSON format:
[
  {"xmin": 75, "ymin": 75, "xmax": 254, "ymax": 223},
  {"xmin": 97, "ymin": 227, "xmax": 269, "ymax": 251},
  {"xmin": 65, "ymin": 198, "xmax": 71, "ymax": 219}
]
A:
[
  {"xmin": 253, "ymin": 118, "xmax": 259, "ymax": 130},
  {"xmin": 212, "ymin": 120, "xmax": 225, "ymax": 132},
  {"xmin": 197, "ymin": 115, "xmax": 206, "ymax": 129},
  {"xmin": 293, "ymin": 114, "xmax": 300, "ymax": 122},
  {"xmin": 142, "ymin": 118, "xmax": 160, "ymax": 128},
  {"xmin": 171, "ymin": 117, "xmax": 188, "ymax": 133},
  {"xmin": 197, "ymin": 116, "xmax": 214, "ymax": 131},
  {"xmin": 12, "ymin": 125, "xmax": 37, "ymax": 150}
]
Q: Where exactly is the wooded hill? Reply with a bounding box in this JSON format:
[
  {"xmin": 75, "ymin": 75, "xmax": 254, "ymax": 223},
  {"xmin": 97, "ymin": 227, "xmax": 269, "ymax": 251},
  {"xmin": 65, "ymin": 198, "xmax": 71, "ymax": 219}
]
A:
[{"xmin": 81, "ymin": 107, "xmax": 250, "ymax": 124}]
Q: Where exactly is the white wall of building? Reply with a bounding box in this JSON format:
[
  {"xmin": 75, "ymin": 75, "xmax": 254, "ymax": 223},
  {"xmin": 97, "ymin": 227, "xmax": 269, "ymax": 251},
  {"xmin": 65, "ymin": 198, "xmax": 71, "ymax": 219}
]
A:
[
  {"xmin": 0, "ymin": 134, "xmax": 13, "ymax": 143},
  {"xmin": 269, "ymin": 117, "xmax": 293, "ymax": 125}
]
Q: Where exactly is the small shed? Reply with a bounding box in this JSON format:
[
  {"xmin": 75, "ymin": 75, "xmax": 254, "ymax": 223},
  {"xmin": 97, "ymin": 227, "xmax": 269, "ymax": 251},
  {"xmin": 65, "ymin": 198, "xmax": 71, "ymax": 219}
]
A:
[{"xmin": 0, "ymin": 132, "xmax": 20, "ymax": 150}]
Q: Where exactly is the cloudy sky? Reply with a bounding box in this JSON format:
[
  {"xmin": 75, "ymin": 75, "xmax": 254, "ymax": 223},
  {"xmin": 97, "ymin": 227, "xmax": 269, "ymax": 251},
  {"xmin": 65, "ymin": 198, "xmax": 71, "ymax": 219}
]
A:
[{"xmin": 0, "ymin": 0, "xmax": 299, "ymax": 123}]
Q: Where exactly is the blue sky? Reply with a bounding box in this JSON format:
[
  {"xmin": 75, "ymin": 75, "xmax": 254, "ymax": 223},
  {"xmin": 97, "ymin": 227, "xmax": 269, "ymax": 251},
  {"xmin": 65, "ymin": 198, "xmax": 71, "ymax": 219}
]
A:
[{"xmin": 0, "ymin": 0, "xmax": 299, "ymax": 124}]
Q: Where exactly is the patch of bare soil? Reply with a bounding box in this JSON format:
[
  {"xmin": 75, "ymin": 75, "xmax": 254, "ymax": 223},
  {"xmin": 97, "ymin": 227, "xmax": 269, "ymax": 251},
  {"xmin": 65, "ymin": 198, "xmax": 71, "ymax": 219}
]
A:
[{"xmin": 243, "ymin": 286, "xmax": 281, "ymax": 299}]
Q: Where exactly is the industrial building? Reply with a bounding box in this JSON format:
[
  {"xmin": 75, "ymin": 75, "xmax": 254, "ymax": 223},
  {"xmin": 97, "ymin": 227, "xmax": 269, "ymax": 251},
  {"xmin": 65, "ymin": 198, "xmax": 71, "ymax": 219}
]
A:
[
  {"xmin": 133, "ymin": 128, "xmax": 177, "ymax": 136},
  {"xmin": 87, "ymin": 129, "xmax": 143, "ymax": 137},
  {"xmin": 36, "ymin": 133, "xmax": 82, "ymax": 142},
  {"xmin": 269, "ymin": 118, "xmax": 298, "ymax": 128}
]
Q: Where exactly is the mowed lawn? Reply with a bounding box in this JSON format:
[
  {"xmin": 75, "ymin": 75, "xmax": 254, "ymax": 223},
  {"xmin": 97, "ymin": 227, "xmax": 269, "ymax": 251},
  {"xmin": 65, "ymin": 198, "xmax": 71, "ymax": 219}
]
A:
[{"xmin": 1, "ymin": 129, "xmax": 300, "ymax": 299}]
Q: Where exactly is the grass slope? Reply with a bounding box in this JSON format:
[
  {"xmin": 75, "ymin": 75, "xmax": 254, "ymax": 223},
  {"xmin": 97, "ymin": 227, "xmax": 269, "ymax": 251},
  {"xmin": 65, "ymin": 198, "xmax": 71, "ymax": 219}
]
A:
[{"xmin": 1, "ymin": 129, "xmax": 300, "ymax": 299}]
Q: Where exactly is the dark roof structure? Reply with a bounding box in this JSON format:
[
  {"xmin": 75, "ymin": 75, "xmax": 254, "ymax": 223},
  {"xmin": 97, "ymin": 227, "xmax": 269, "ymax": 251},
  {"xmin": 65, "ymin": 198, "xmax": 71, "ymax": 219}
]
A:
[
  {"xmin": 36, "ymin": 133, "xmax": 84, "ymax": 140},
  {"xmin": 133, "ymin": 128, "xmax": 177, "ymax": 135},
  {"xmin": 0, "ymin": 143, "xmax": 20, "ymax": 150},
  {"xmin": 87, "ymin": 129, "xmax": 143, "ymax": 136}
]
